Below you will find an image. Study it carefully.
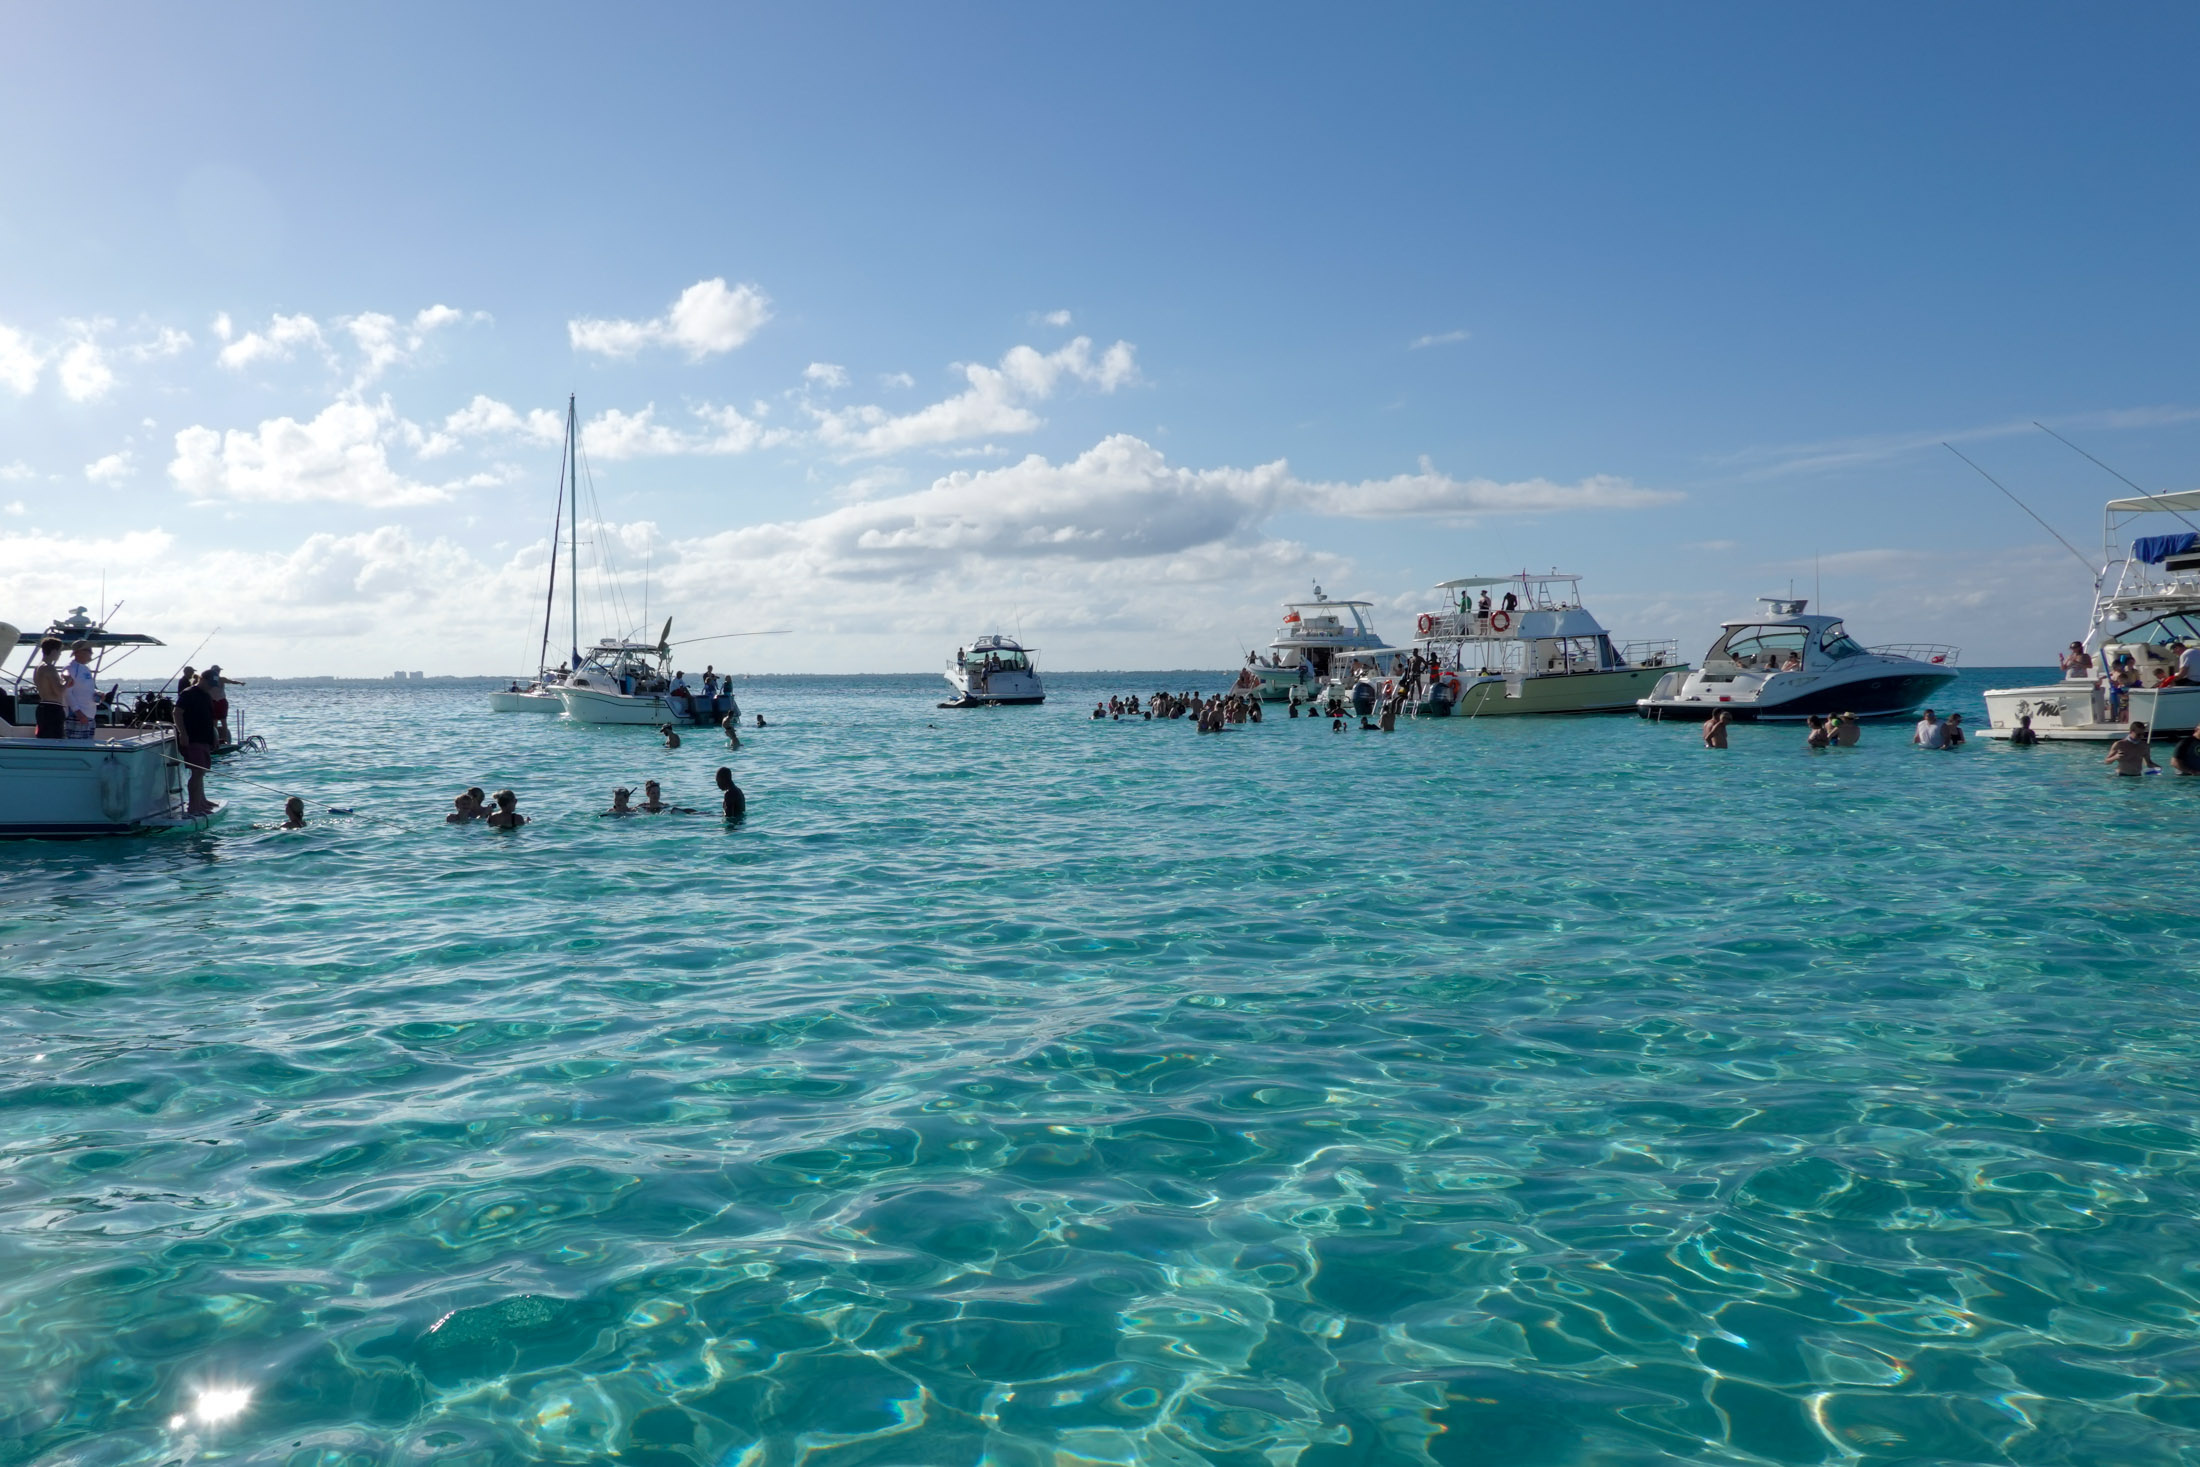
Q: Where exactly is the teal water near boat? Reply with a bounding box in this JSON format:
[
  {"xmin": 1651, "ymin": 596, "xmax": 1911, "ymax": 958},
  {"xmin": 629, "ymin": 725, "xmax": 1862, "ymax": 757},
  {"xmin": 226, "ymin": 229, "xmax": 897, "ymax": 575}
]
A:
[{"xmin": 4, "ymin": 668, "xmax": 2197, "ymax": 1466}]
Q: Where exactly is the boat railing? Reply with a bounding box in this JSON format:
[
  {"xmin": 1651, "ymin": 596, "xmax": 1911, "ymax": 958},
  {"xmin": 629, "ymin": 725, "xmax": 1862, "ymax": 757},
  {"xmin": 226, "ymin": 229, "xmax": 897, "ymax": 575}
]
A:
[
  {"xmin": 1868, "ymin": 643, "xmax": 1961, "ymax": 666},
  {"xmin": 1618, "ymin": 639, "xmax": 1681, "ymax": 668}
]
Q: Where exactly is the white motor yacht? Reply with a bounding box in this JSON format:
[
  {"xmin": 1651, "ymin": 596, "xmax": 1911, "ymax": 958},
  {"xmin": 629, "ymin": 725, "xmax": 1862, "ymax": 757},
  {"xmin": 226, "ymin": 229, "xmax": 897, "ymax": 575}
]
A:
[
  {"xmin": 942, "ymin": 635, "xmax": 1044, "ymax": 707},
  {"xmin": 1409, "ymin": 573, "xmax": 1682, "ymax": 716},
  {"xmin": 0, "ymin": 611, "xmax": 222, "ymax": 837},
  {"xmin": 1234, "ymin": 585, "xmax": 1398, "ymax": 701},
  {"xmin": 1983, "ymin": 491, "xmax": 2200, "ymax": 741},
  {"xmin": 558, "ymin": 621, "xmax": 742, "ymax": 727},
  {"xmin": 1639, "ymin": 598, "xmax": 1958, "ymax": 722}
]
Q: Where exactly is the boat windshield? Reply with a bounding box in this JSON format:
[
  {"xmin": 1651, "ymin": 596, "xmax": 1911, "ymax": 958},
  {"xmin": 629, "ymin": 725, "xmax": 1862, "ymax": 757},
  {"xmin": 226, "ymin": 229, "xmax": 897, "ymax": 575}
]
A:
[
  {"xmin": 2117, "ymin": 612, "xmax": 2200, "ymax": 645},
  {"xmin": 963, "ymin": 648, "xmax": 1030, "ymax": 671},
  {"xmin": 1711, "ymin": 624, "xmax": 1808, "ymax": 669},
  {"xmin": 1818, "ymin": 623, "xmax": 1868, "ymax": 660}
]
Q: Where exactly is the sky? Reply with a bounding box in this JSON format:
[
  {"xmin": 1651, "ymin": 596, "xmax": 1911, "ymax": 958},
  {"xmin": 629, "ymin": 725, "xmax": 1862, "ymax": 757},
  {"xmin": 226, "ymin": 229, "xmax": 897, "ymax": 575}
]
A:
[{"xmin": 2, "ymin": 4, "xmax": 2197, "ymax": 675}]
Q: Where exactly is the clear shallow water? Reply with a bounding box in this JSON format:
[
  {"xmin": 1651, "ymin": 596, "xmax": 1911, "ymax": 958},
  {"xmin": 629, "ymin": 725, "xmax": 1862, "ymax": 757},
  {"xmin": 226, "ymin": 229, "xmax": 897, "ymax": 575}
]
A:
[{"xmin": 3, "ymin": 668, "xmax": 2198, "ymax": 1467}]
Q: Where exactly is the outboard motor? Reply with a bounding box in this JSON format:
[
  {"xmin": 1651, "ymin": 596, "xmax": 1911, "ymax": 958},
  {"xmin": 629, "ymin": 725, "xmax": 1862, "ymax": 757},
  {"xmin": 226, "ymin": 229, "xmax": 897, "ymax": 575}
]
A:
[{"xmin": 1351, "ymin": 679, "xmax": 1376, "ymax": 718}]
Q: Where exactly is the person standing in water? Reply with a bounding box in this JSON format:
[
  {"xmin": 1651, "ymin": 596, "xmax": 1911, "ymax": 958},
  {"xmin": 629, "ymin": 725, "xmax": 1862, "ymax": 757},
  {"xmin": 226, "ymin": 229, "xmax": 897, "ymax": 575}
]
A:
[
  {"xmin": 717, "ymin": 765, "xmax": 745, "ymax": 822},
  {"xmin": 280, "ymin": 796, "xmax": 307, "ymax": 829},
  {"xmin": 2105, "ymin": 723, "xmax": 2158, "ymax": 777},
  {"xmin": 485, "ymin": 790, "xmax": 527, "ymax": 828},
  {"xmin": 1703, "ymin": 711, "xmax": 1729, "ymax": 749},
  {"xmin": 1912, "ymin": 709, "xmax": 1945, "ymax": 749}
]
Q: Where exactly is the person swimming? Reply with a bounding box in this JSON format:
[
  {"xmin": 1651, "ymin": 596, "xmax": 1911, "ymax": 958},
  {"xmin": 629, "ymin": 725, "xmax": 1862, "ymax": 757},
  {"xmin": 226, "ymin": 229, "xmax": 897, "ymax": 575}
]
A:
[
  {"xmin": 638, "ymin": 779, "xmax": 694, "ymax": 814},
  {"xmin": 601, "ymin": 787, "xmax": 635, "ymax": 816},
  {"xmin": 485, "ymin": 789, "xmax": 527, "ymax": 829},
  {"xmin": 446, "ymin": 792, "xmax": 481, "ymax": 824},
  {"xmin": 755, "ymin": 713, "xmax": 767, "ymax": 727},
  {"xmin": 280, "ymin": 796, "xmax": 307, "ymax": 829},
  {"xmin": 659, "ymin": 723, "xmax": 682, "ymax": 749},
  {"xmin": 717, "ymin": 765, "xmax": 746, "ymax": 822}
]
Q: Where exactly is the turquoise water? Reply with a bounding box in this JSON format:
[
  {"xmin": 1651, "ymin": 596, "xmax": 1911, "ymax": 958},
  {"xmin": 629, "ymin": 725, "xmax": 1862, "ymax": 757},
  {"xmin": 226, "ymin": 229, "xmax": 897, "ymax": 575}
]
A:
[{"xmin": 4, "ymin": 668, "xmax": 2198, "ymax": 1466}]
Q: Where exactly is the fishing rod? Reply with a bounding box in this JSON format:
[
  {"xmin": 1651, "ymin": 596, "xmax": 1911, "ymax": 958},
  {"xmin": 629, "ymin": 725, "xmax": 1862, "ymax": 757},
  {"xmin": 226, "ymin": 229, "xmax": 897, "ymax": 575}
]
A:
[
  {"xmin": 2034, "ymin": 421, "xmax": 2200, "ymax": 539},
  {"xmin": 664, "ymin": 630, "xmax": 794, "ymax": 648},
  {"xmin": 156, "ymin": 628, "xmax": 220, "ymax": 694},
  {"xmin": 1942, "ymin": 444, "xmax": 2096, "ymax": 574}
]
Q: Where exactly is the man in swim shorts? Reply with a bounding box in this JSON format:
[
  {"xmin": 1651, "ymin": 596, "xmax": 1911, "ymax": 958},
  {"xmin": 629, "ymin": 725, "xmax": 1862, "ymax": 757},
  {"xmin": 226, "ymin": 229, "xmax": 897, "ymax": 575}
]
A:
[
  {"xmin": 30, "ymin": 637, "xmax": 65, "ymax": 739},
  {"xmin": 2105, "ymin": 723, "xmax": 2157, "ymax": 776}
]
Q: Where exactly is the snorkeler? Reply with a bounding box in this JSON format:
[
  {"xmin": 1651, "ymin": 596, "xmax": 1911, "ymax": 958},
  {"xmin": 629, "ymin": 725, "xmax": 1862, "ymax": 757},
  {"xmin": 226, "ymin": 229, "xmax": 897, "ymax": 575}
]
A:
[{"xmin": 601, "ymin": 787, "xmax": 636, "ymax": 816}]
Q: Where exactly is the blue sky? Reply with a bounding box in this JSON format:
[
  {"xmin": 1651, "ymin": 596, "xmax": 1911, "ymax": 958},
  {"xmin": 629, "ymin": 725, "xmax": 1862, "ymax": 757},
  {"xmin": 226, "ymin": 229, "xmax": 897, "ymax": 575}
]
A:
[{"xmin": 2, "ymin": 5, "xmax": 2196, "ymax": 673}]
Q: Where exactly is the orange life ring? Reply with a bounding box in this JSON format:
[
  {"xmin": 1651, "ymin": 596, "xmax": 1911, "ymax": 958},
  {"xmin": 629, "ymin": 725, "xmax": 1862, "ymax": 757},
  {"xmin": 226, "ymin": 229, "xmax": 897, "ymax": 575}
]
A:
[
  {"xmin": 1415, "ymin": 613, "xmax": 1435, "ymax": 635},
  {"xmin": 1381, "ymin": 679, "xmax": 1395, "ymax": 698},
  {"xmin": 1445, "ymin": 674, "xmax": 1462, "ymax": 697},
  {"xmin": 1488, "ymin": 610, "xmax": 1512, "ymax": 631}
]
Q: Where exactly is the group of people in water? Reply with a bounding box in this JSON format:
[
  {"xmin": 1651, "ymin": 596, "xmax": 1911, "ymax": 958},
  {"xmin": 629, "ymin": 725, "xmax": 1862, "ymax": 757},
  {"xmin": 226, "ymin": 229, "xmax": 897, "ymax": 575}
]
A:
[
  {"xmin": 433, "ymin": 770, "xmax": 748, "ymax": 829},
  {"xmin": 1092, "ymin": 684, "xmax": 1421, "ymax": 734}
]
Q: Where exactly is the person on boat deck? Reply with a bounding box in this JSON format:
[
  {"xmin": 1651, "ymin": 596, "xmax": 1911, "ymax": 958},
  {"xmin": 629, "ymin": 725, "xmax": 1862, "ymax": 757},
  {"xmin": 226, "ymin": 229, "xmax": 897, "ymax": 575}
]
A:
[
  {"xmin": 201, "ymin": 664, "xmax": 233, "ymax": 746},
  {"xmin": 2105, "ymin": 723, "xmax": 2158, "ymax": 777},
  {"xmin": 1942, "ymin": 712, "xmax": 1967, "ymax": 748},
  {"xmin": 1912, "ymin": 709, "xmax": 1946, "ymax": 749},
  {"xmin": 2174, "ymin": 641, "xmax": 2200, "ymax": 686},
  {"xmin": 702, "ymin": 667, "xmax": 718, "ymax": 696},
  {"xmin": 2172, "ymin": 723, "xmax": 2200, "ymax": 775},
  {"xmin": 485, "ymin": 789, "xmax": 527, "ymax": 828},
  {"xmin": 62, "ymin": 641, "xmax": 99, "ymax": 740},
  {"xmin": 29, "ymin": 637, "xmax": 65, "ymax": 739},
  {"xmin": 1703, "ymin": 711, "xmax": 1729, "ymax": 749},
  {"xmin": 446, "ymin": 792, "xmax": 481, "ymax": 824},
  {"xmin": 1501, "ymin": 590, "xmax": 1519, "ymax": 612},
  {"xmin": 1478, "ymin": 590, "xmax": 1492, "ymax": 618},
  {"xmin": 2009, "ymin": 714, "xmax": 2040, "ymax": 747},
  {"xmin": 281, "ymin": 797, "xmax": 307, "ymax": 829},
  {"xmin": 2060, "ymin": 641, "xmax": 2092, "ymax": 678},
  {"xmin": 601, "ymin": 787, "xmax": 635, "ymax": 816}
]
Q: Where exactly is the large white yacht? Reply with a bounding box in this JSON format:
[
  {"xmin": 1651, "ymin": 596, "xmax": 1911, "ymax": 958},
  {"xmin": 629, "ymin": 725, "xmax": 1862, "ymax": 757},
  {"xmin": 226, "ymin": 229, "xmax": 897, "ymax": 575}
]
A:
[
  {"xmin": 1983, "ymin": 490, "xmax": 2200, "ymax": 741},
  {"xmin": 941, "ymin": 635, "xmax": 1043, "ymax": 708},
  {"xmin": 1236, "ymin": 586, "xmax": 1398, "ymax": 701},
  {"xmin": 557, "ymin": 620, "xmax": 741, "ymax": 726},
  {"xmin": 1639, "ymin": 598, "xmax": 1958, "ymax": 722},
  {"xmin": 0, "ymin": 611, "xmax": 221, "ymax": 836},
  {"xmin": 1409, "ymin": 573, "xmax": 1681, "ymax": 716}
]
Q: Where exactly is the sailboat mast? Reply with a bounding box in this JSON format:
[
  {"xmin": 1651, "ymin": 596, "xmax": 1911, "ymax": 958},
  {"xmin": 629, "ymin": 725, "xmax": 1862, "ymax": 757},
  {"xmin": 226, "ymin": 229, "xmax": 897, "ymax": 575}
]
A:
[
  {"xmin": 567, "ymin": 395, "xmax": 580, "ymax": 670},
  {"xmin": 536, "ymin": 397, "xmax": 569, "ymax": 678}
]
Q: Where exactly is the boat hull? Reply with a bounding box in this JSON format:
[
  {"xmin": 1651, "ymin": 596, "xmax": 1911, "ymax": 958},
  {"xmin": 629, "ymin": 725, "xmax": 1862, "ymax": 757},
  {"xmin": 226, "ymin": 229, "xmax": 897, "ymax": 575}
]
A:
[
  {"xmin": 0, "ymin": 727, "xmax": 206, "ymax": 837},
  {"xmin": 938, "ymin": 695, "xmax": 1045, "ymax": 708},
  {"xmin": 1983, "ymin": 679, "xmax": 2200, "ymax": 740},
  {"xmin": 1430, "ymin": 665, "xmax": 1678, "ymax": 717},
  {"xmin": 488, "ymin": 689, "xmax": 564, "ymax": 713},
  {"xmin": 558, "ymin": 686, "xmax": 683, "ymax": 725},
  {"xmin": 1639, "ymin": 668, "xmax": 1958, "ymax": 722}
]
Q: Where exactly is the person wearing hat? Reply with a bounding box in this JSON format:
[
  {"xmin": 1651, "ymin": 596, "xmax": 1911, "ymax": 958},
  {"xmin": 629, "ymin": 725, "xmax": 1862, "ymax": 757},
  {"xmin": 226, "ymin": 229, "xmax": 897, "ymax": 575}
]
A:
[
  {"xmin": 2174, "ymin": 641, "xmax": 2200, "ymax": 686},
  {"xmin": 201, "ymin": 664, "xmax": 232, "ymax": 746},
  {"xmin": 61, "ymin": 640, "xmax": 100, "ymax": 740}
]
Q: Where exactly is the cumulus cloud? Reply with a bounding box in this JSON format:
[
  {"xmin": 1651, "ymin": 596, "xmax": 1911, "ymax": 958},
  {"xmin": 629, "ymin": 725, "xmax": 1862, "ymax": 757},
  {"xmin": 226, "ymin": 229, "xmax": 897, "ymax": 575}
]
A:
[
  {"xmin": 811, "ymin": 337, "xmax": 1139, "ymax": 458},
  {"xmin": 421, "ymin": 395, "xmax": 785, "ymax": 460},
  {"xmin": 1042, "ymin": 309, "xmax": 1073, "ymax": 327},
  {"xmin": 169, "ymin": 398, "xmax": 485, "ymax": 506},
  {"xmin": 218, "ymin": 313, "xmax": 328, "ymax": 371},
  {"xmin": 85, "ymin": 450, "xmax": 134, "ymax": 484},
  {"xmin": 0, "ymin": 325, "xmax": 42, "ymax": 394},
  {"xmin": 345, "ymin": 305, "xmax": 475, "ymax": 385},
  {"xmin": 122, "ymin": 326, "xmax": 192, "ymax": 363},
  {"xmin": 569, "ymin": 278, "xmax": 772, "ymax": 360},
  {"xmin": 58, "ymin": 340, "xmax": 114, "ymax": 402},
  {"xmin": 804, "ymin": 362, "xmax": 849, "ymax": 390}
]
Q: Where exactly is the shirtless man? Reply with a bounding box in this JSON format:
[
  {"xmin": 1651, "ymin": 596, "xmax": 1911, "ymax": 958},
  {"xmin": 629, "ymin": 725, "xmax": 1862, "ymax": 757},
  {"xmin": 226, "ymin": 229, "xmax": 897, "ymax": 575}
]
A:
[
  {"xmin": 29, "ymin": 637, "xmax": 65, "ymax": 739},
  {"xmin": 2105, "ymin": 723, "xmax": 2158, "ymax": 777},
  {"xmin": 717, "ymin": 765, "xmax": 745, "ymax": 822},
  {"xmin": 1703, "ymin": 711, "xmax": 1729, "ymax": 749}
]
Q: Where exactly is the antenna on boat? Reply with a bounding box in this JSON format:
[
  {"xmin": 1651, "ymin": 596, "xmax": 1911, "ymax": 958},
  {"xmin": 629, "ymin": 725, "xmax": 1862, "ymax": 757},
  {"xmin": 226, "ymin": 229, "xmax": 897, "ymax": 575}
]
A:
[
  {"xmin": 1942, "ymin": 443, "xmax": 2096, "ymax": 573},
  {"xmin": 2034, "ymin": 421, "xmax": 2200, "ymax": 539},
  {"xmin": 1813, "ymin": 554, "xmax": 1820, "ymax": 611}
]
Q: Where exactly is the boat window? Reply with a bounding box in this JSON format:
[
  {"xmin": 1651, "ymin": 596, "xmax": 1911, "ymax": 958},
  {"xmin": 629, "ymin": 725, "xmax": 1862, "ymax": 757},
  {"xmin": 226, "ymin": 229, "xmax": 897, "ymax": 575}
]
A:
[
  {"xmin": 1818, "ymin": 623, "xmax": 1868, "ymax": 659},
  {"xmin": 1710, "ymin": 625, "xmax": 1808, "ymax": 669}
]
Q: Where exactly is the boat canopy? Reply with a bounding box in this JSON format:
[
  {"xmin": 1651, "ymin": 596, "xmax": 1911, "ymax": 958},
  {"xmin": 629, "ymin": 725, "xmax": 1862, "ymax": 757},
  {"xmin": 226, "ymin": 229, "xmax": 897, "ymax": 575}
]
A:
[
  {"xmin": 13, "ymin": 629, "xmax": 163, "ymax": 647},
  {"xmin": 2108, "ymin": 489, "xmax": 2200, "ymax": 515},
  {"xmin": 1434, "ymin": 577, "xmax": 1510, "ymax": 590},
  {"xmin": 2133, "ymin": 532, "xmax": 2200, "ymax": 565}
]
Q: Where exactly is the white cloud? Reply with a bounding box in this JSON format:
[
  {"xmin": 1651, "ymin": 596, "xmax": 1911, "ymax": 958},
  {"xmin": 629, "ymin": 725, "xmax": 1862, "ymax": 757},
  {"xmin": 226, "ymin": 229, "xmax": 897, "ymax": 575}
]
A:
[
  {"xmin": 804, "ymin": 362, "xmax": 849, "ymax": 389},
  {"xmin": 123, "ymin": 326, "xmax": 192, "ymax": 362},
  {"xmin": 211, "ymin": 313, "xmax": 234, "ymax": 342},
  {"xmin": 1409, "ymin": 329, "xmax": 1470, "ymax": 349},
  {"xmin": 2, "ymin": 500, "xmax": 24, "ymax": 516},
  {"xmin": 0, "ymin": 325, "xmax": 41, "ymax": 394},
  {"xmin": 416, "ymin": 394, "xmax": 566, "ymax": 457},
  {"xmin": 218, "ymin": 313, "xmax": 327, "ymax": 371},
  {"xmin": 0, "ymin": 461, "xmax": 35, "ymax": 482},
  {"xmin": 1043, "ymin": 310, "xmax": 1073, "ymax": 327},
  {"xmin": 811, "ymin": 336, "xmax": 1140, "ymax": 458},
  {"xmin": 1291, "ymin": 457, "xmax": 1676, "ymax": 517},
  {"xmin": 58, "ymin": 340, "xmax": 115, "ymax": 402},
  {"xmin": 85, "ymin": 450, "xmax": 134, "ymax": 484},
  {"xmin": 569, "ymin": 278, "xmax": 772, "ymax": 360},
  {"xmin": 169, "ymin": 398, "xmax": 478, "ymax": 506},
  {"xmin": 881, "ymin": 372, "xmax": 915, "ymax": 389},
  {"xmin": 344, "ymin": 305, "xmax": 475, "ymax": 385},
  {"xmin": 581, "ymin": 402, "xmax": 785, "ymax": 460}
]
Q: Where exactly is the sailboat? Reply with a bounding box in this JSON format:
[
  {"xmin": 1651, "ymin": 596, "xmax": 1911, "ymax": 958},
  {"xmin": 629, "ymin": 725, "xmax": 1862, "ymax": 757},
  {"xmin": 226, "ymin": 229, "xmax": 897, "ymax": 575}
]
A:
[{"xmin": 488, "ymin": 395, "xmax": 583, "ymax": 714}]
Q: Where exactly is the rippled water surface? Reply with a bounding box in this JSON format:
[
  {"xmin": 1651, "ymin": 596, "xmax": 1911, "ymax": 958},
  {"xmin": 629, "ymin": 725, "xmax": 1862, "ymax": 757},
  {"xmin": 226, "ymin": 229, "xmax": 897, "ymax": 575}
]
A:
[{"xmin": 5, "ymin": 669, "xmax": 2199, "ymax": 1467}]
